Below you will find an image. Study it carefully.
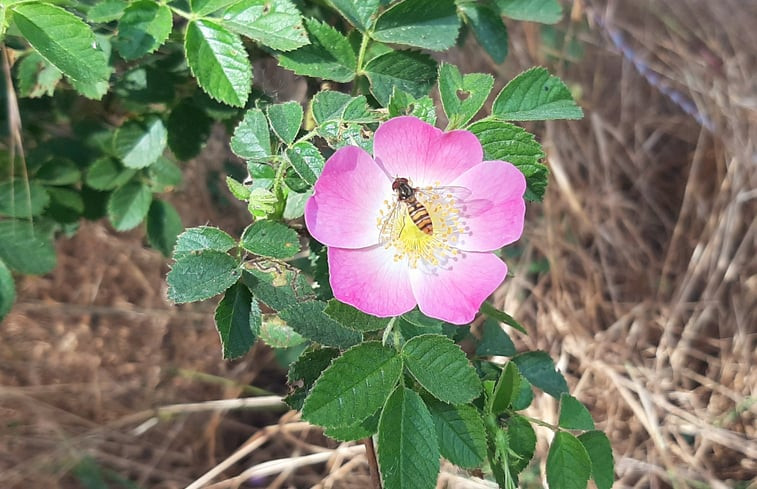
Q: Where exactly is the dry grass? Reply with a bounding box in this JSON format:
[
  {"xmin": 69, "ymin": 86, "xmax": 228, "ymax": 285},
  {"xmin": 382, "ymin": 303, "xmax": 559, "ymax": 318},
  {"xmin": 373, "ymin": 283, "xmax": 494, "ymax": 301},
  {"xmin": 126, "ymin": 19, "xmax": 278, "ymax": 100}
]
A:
[{"xmin": 1, "ymin": 0, "xmax": 755, "ymax": 487}]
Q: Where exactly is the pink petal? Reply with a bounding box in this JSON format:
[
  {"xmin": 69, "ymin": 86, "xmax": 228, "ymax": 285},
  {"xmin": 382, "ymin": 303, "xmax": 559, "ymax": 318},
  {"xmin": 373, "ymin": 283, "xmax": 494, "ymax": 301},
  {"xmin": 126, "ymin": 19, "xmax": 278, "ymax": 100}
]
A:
[
  {"xmin": 409, "ymin": 252, "xmax": 507, "ymax": 324},
  {"xmin": 450, "ymin": 161, "xmax": 527, "ymax": 251},
  {"xmin": 373, "ymin": 116, "xmax": 483, "ymax": 187},
  {"xmin": 305, "ymin": 146, "xmax": 391, "ymax": 249},
  {"xmin": 328, "ymin": 245, "xmax": 417, "ymax": 317}
]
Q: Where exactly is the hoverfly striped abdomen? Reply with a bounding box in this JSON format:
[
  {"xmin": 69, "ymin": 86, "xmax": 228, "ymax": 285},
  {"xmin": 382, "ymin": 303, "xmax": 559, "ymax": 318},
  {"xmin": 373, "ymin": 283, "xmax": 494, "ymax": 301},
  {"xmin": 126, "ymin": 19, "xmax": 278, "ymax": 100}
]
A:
[{"xmin": 392, "ymin": 177, "xmax": 434, "ymax": 235}]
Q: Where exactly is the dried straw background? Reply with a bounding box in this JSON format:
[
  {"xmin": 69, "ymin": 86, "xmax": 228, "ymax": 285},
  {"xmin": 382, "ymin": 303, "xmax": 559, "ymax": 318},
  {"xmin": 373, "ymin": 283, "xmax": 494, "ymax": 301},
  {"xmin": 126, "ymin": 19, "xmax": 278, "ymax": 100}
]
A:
[{"xmin": 1, "ymin": 0, "xmax": 755, "ymax": 487}]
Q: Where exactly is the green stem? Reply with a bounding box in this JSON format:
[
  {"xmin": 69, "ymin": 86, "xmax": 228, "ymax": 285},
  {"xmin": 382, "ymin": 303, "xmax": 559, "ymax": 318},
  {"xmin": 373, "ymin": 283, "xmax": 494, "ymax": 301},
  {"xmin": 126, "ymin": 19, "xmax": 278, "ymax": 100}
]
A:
[
  {"xmin": 167, "ymin": 4, "xmax": 193, "ymax": 21},
  {"xmin": 355, "ymin": 31, "xmax": 371, "ymax": 75},
  {"xmin": 516, "ymin": 413, "xmax": 560, "ymax": 431}
]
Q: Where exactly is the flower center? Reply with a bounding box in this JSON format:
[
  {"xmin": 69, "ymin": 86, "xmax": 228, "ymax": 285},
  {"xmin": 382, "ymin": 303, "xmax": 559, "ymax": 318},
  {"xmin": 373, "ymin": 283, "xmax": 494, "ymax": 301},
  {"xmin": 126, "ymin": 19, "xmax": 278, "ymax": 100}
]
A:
[{"xmin": 376, "ymin": 183, "xmax": 467, "ymax": 269}]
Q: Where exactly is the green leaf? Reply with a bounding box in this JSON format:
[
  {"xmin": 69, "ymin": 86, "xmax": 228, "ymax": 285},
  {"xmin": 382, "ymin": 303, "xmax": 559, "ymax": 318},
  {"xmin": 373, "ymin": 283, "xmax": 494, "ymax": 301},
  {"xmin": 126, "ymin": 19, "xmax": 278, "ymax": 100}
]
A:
[
  {"xmin": 490, "ymin": 361, "xmax": 521, "ymax": 415},
  {"xmin": 459, "ymin": 3, "xmax": 508, "ymax": 64},
  {"xmin": 324, "ymin": 411, "xmax": 379, "ymax": 442},
  {"xmin": 113, "ymin": 115, "xmax": 167, "ymax": 169},
  {"xmin": 283, "ymin": 188, "xmax": 312, "ymax": 219},
  {"xmin": 146, "ymin": 200, "xmax": 183, "ymax": 257},
  {"xmin": 267, "ymin": 101, "xmax": 303, "ymax": 145},
  {"xmin": 45, "ymin": 187, "xmax": 84, "ymax": 223},
  {"xmin": 578, "ymin": 431, "xmax": 615, "ymax": 489},
  {"xmin": 438, "ymin": 63, "xmax": 493, "ymax": 129},
  {"xmin": 311, "ymin": 91, "xmax": 377, "ymax": 129},
  {"xmin": 378, "ymin": 386, "xmax": 440, "ymax": 489},
  {"xmin": 279, "ymin": 301, "xmax": 362, "ymax": 349},
  {"xmin": 302, "ymin": 342, "xmax": 401, "ymax": 427},
  {"xmin": 402, "ymin": 334, "xmax": 481, "ymax": 404},
  {"xmin": 388, "ymin": 89, "xmax": 437, "ymax": 124},
  {"xmin": 113, "ymin": 1, "xmax": 172, "ymax": 60},
  {"xmin": 476, "ymin": 317, "xmax": 516, "ymax": 357},
  {"xmin": 467, "ymin": 121, "xmax": 547, "ymax": 202},
  {"xmin": 312, "ymin": 90, "xmax": 352, "ymax": 124},
  {"xmin": 15, "ymin": 51, "xmax": 62, "ymax": 98},
  {"xmin": 286, "ymin": 141, "xmax": 323, "ymax": 186},
  {"xmin": 324, "ymin": 299, "xmax": 390, "ymax": 332},
  {"xmin": 221, "ymin": 0, "xmax": 308, "ymax": 52},
  {"xmin": 427, "ymin": 400, "xmax": 487, "ymax": 469},
  {"xmin": 167, "ymin": 250, "xmax": 241, "ymax": 303},
  {"xmin": 214, "ymin": 282, "xmax": 258, "ymax": 359},
  {"xmin": 190, "ymin": 0, "xmax": 237, "ymax": 16},
  {"xmin": 511, "ymin": 375, "xmax": 533, "ymax": 410},
  {"xmin": 495, "ymin": 0, "xmax": 562, "ymax": 24},
  {"xmin": 241, "ymin": 220, "xmax": 300, "ymax": 259},
  {"xmin": 147, "ymin": 156, "xmax": 182, "ymax": 192},
  {"xmin": 401, "ymin": 308, "xmax": 445, "ymax": 329},
  {"xmin": 328, "ymin": 0, "xmax": 379, "ymax": 31},
  {"xmin": 88, "ymin": 0, "xmax": 128, "ymax": 23},
  {"xmin": 34, "ymin": 158, "xmax": 81, "ymax": 186},
  {"xmin": 0, "ymin": 259, "xmax": 15, "ymax": 320},
  {"xmin": 173, "ymin": 226, "xmax": 237, "ymax": 260},
  {"xmin": 230, "ymin": 108, "xmax": 271, "ymax": 161},
  {"xmin": 277, "ymin": 19, "xmax": 356, "ymax": 83},
  {"xmin": 0, "ymin": 220, "xmax": 56, "ymax": 275},
  {"xmin": 11, "ymin": 3, "xmax": 110, "ymax": 99},
  {"xmin": 506, "ymin": 414, "xmax": 536, "ymax": 474},
  {"xmin": 241, "ymin": 260, "xmax": 315, "ymax": 310},
  {"xmin": 185, "ymin": 19, "xmax": 252, "ymax": 108},
  {"xmin": 513, "ymin": 351, "xmax": 568, "ymax": 398},
  {"xmin": 492, "ymin": 66, "xmax": 582, "ymax": 121},
  {"xmin": 0, "ymin": 179, "xmax": 49, "ymax": 218},
  {"xmin": 285, "ymin": 346, "xmax": 340, "ymax": 410},
  {"xmin": 259, "ymin": 315, "xmax": 305, "ymax": 348},
  {"xmin": 373, "ymin": 0, "xmax": 460, "ymax": 51},
  {"xmin": 167, "ymin": 100, "xmax": 213, "ymax": 161},
  {"xmin": 107, "ymin": 181, "xmax": 152, "ymax": 231},
  {"xmin": 546, "ymin": 432, "xmax": 591, "ymax": 489},
  {"xmin": 226, "ymin": 177, "xmax": 251, "ymax": 201},
  {"xmin": 559, "ymin": 394, "xmax": 595, "ymax": 431},
  {"xmin": 364, "ymin": 50, "xmax": 437, "ymax": 106}
]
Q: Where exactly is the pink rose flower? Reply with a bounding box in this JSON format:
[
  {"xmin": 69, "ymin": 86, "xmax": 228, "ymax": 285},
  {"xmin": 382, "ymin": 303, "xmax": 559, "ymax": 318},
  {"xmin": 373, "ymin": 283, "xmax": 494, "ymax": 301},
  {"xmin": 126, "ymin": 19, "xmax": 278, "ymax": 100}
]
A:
[{"xmin": 304, "ymin": 116, "xmax": 526, "ymax": 324}]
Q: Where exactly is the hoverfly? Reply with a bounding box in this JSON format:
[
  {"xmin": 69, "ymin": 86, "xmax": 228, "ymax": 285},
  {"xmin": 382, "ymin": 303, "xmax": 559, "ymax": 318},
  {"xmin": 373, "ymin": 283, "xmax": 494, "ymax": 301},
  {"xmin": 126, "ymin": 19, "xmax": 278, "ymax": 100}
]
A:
[{"xmin": 391, "ymin": 177, "xmax": 433, "ymax": 235}]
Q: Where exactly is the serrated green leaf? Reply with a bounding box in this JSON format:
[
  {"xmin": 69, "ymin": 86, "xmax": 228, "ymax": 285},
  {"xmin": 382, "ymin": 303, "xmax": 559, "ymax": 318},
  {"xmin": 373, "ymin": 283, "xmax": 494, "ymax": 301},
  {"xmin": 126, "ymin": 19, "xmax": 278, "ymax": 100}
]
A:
[
  {"xmin": 277, "ymin": 18, "xmax": 356, "ymax": 83},
  {"xmin": 468, "ymin": 120, "xmax": 547, "ymax": 202},
  {"xmin": 401, "ymin": 308, "xmax": 445, "ymax": 329},
  {"xmin": 324, "ymin": 299, "xmax": 390, "ymax": 332},
  {"xmin": 311, "ymin": 90, "xmax": 352, "ymax": 125},
  {"xmin": 578, "ymin": 431, "xmax": 615, "ymax": 489},
  {"xmin": 190, "ymin": 0, "xmax": 237, "ymax": 16},
  {"xmin": 476, "ymin": 317, "xmax": 516, "ymax": 357},
  {"xmin": 267, "ymin": 101, "xmax": 303, "ymax": 145},
  {"xmin": 328, "ymin": 0, "xmax": 379, "ymax": 31},
  {"xmin": 0, "ymin": 179, "xmax": 49, "ymax": 218},
  {"xmin": 221, "ymin": 0, "xmax": 308, "ymax": 51},
  {"xmin": 511, "ymin": 375, "xmax": 533, "ymax": 410},
  {"xmin": 402, "ymin": 334, "xmax": 481, "ymax": 404},
  {"xmin": 11, "ymin": 3, "xmax": 110, "ymax": 99},
  {"xmin": 114, "ymin": 65, "xmax": 175, "ymax": 104},
  {"xmin": 324, "ymin": 411, "xmax": 379, "ymax": 442},
  {"xmin": 259, "ymin": 315, "xmax": 304, "ymax": 348},
  {"xmin": 34, "ymin": 158, "xmax": 81, "ymax": 186},
  {"xmin": 364, "ymin": 50, "xmax": 437, "ymax": 106},
  {"xmin": 279, "ymin": 301, "xmax": 362, "ymax": 349},
  {"xmin": 512, "ymin": 351, "xmax": 568, "ymax": 399},
  {"xmin": 113, "ymin": 115, "xmax": 167, "ymax": 169},
  {"xmin": 226, "ymin": 177, "xmax": 251, "ymax": 201},
  {"xmin": 546, "ymin": 431, "xmax": 591, "ymax": 489},
  {"xmin": 0, "ymin": 259, "xmax": 15, "ymax": 320},
  {"xmin": 387, "ymin": 89, "xmax": 437, "ymax": 124},
  {"xmin": 427, "ymin": 399, "xmax": 487, "ymax": 469},
  {"xmin": 107, "ymin": 181, "xmax": 153, "ymax": 231},
  {"xmin": 45, "ymin": 187, "xmax": 84, "ymax": 223},
  {"xmin": 214, "ymin": 282, "xmax": 258, "ymax": 359},
  {"xmin": 231, "ymin": 108, "xmax": 271, "ymax": 161},
  {"xmin": 167, "ymin": 250, "xmax": 241, "ymax": 303},
  {"xmin": 241, "ymin": 262, "xmax": 315, "ymax": 311},
  {"xmin": 302, "ymin": 342, "xmax": 401, "ymax": 427},
  {"xmin": 490, "ymin": 361, "xmax": 520, "ymax": 415},
  {"xmin": 0, "ymin": 220, "xmax": 56, "ymax": 275},
  {"xmin": 459, "ymin": 3, "xmax": 508, "ymax": 64},
  {"xmin": 378, "ymin": 386, "xmax": 440, "ymax": 489},
  {"xmin": 285, "ymin": 346, "xmax": 340, "ymax": 410},
  {"xmin": 282, "ymin": 187, "xmax": 311, "ymax": 219},
  {"xmin": 492, "ymin": 66, "xmax": 582, "ymax": 121},
  {"xmin": 114, "ymin": 1, "xmax": 172, "ymax": 60},
  {"xmin": 185, "ymin": 19, "xmax": 252, "ymax": 108},
  {"xmin": 373, "ymin": 0, "xmax": 459, "ymax": 51},
  {"xmin": 241, "ymin": 220, "xmax": 300, "ymax": 259},
  {"xmin": 506, "ymin": 414, "xmax": 536, "ymax": 474},
  {"xmin": 495, "ymin": 0, "xmax": 562, "ymax": 24},
  {"xmin": 146, "ymin": 199, "xmax": 183, "ymax": 257},
  {"xmin": 286, "ymin": 141, "xmax": 323, "ymax": 186},
  {"xmin": 173, "ymin": 226, "xmax": 237, "ymax": 260},
  {"xmin": 439, "ymin": 63, "xmax": 493, "ymax": 129},
  {"xmin": 147, "ymin": 156, "xmax": 182, "ymax": 192},
  {"xmin": 167, "ymin": 100, "xmax": 212, "ymax": 161},
  {"xmin": 88, "ymin": 0, "xmax": 128, "ymax": 22},
  {"xmin": 15, "ymin": 51, "xmax": 62, "ymax": 98},
  {"xmin": 559, "ymin": 394, "xmax": 596, "ymax": 431}
]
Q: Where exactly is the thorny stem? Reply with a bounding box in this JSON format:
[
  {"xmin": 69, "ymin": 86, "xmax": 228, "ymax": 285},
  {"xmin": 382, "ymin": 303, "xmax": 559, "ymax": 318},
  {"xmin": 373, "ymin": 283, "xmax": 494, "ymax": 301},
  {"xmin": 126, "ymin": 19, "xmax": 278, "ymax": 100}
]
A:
[{"xmin": 363, "ymin": 437, "xmax": 382, "ymax": 489}]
